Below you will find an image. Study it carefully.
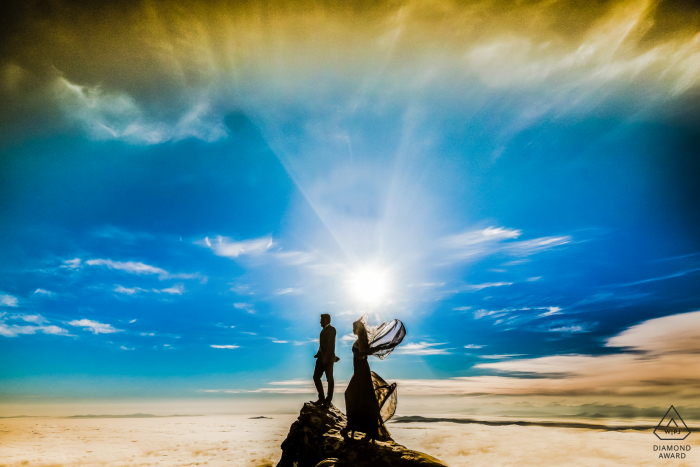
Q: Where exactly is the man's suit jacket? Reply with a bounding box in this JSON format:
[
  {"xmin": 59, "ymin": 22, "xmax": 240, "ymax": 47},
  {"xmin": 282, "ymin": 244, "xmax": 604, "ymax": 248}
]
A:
[{"xmin": 314, "ymin": 325, "xmax": 338, "ymax": 363}]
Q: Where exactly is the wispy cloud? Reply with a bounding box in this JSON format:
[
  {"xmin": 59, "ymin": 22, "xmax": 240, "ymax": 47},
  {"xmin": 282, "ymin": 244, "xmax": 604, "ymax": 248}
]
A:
[
  {"xmin": 229, "ymin": 283, "xmax": 254, "ymax": 295},
  {"xmin": 61, "ymin": 258, "xmax": 81, "ymax": 269},
  {"xmin": 204, "ymin": 378, "xmax": 352, "ymax": 394},
  {"xmin": 0, "ymin": 313, "xmax": 71, "ymax": 337},
  {"xmin": 410, "ymin": 282, "xmax": 447, "ymax": 289},
  {"xmin": 267, "ymin": 379, "xmax": 313, "ymax": 386},
  {"xmin": 464, "ymin": 344, "xmax": 485, "ymax": 349},
  {"xmin": 18, "ymin": 314, "xmax": 48, "ymax": 325},
  {"xmin": 271, "ymin": 250, "xmax": 321, "ymax": 267},
  {"xmin": 86, "ymin": 259, "xmax": 168, "ymax": 277},
  {"xmin": 398, "ymin": 342, "xmax": 453, "ymax": 355},
  {"xmin": 474, "ymin": 309, "xmax": 509, "ymax": 319},
  {"xmin": 114, "ymin": 285, "xmax": 147, "ymax": 295},
  {"xmin": 474, "ymin": 306, "xmax": 566, "ymax": 325},
  {"xmin": 464, "ymin": 0, "xmax": 700, "ymax": 97},
  {"xmin": 0, "ymin": 323, "xmax": 71, "ymax": 337},
  {"xmin": 157, "ymin": 284, "xmax": 185, "ymax": 295},
  {"xmin": 34, "ymin": 289, "xmax": 55, "ymax": 296},
  {"xmin": 441, "ymin": 227, "xmax": 570, "ymax": 264},
  {"xmin": 114, "ymin": 284, "xmax": 185, "ymax": 295},
  {"xmin": 68, "ymin": 319, "xmax": 123, "ymax": 334},
  {"xmin": 84, "ymin": 259, "xmax": 201, "ymax": 282},
  {"xmin": 41, "ymin": 325, "xmax": 73, "ymax": 336},
  {"xmin": 548, "ymin": 325, "xmax": 585, "ymax": 333},
  {"xmin": 0, "ymin": 324, "xmax": 36, "ymax": 337},
  {"xmin": 442, "ymin": 227, "xmax": 521, "ymax": 261},
  {"xmin": 199, "ymin": 389, "xmax": 250, "ymax": 394},
  {"xmin": 503, "ymin": 236, "xmax": 571, "ymax": 257},
  {"xmin": 0, "ymin": 294, "xmax": 18, "ymax": 307},
  {"xmin": 52, "ymin": 76, "xmax": 227, "ymax": 144},
  {"xmin": 538, "ymin": 307, "xmax": 562, "ymax": 317},
  {"xmin": 292, "ymin": 338, "xmax": 319, "ymax": 346},
  {"xmin": 340, "ymin": 333, "xmax": 356, "ymax": 343},
  {"xmin": 7, "ymin": 0, "xmax": 700, "ymax": 153},
  {"xmin": 619, "ymin": 267, "xmax": 700, "ymax": 287},
  {"xmin": 233, "ymin": 303, "xmax": 255, "ymax": 314},
  {"xmin": 445, "ymin": 227, "xmax": 522, "ymax": 246},
  {"xmin": 479, "ymin": 354, "xmax": 526, "ymax": 359},
  {"xmin": 210, "ymin": 344, "xmax": 240, "ymax": 349},
  {"xmin": 461, "ymin": 282, "xmax": 512, "ymax": 292},
  {"xmin": 274, "ymin": 288, "xmax": 300, "ymax": 296},
  {"xmin": 91, "ymin": 225, "xmax": 154, "ymax": 243},
  {"xmin": 197, "ymin": 236, "xmax": 272, "ymax": 258}
]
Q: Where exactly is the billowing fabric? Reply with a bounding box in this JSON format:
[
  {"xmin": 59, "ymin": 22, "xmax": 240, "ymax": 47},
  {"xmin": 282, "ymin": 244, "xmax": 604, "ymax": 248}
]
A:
[
  {"xmin": 371, "ymin": 371, "xmax": 398, "ymax": 422},
  {"xmin": 360, "ymin": 317, "xmax": 407, "ymax": 360}
]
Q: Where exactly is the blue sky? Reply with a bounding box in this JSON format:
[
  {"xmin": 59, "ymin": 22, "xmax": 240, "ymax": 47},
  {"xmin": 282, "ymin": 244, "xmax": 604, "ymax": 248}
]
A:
[{"xmin": 1, "ymin": 0, "xmax": 700, "ymax": 407}]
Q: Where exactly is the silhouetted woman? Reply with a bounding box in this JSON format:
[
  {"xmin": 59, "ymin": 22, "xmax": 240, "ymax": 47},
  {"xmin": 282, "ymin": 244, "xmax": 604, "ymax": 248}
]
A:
[
  {"xmin": 342, "ymin": 320, "xmax": 382, "ymax": 442},
  {"xmin": 341, "ymin": 317, "xmax": 405, "ymax": 443}
]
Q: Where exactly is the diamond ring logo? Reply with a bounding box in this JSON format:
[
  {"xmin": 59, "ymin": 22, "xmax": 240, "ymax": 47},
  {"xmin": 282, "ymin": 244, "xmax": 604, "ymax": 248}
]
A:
[{"xmin": 654, "ymin": 406, "xmax": 691, "ymax": 441}]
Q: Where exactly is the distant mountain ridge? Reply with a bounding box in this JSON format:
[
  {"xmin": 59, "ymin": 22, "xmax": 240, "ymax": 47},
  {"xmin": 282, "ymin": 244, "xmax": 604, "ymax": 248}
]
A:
[{"xmin": 391, "ymin": 415, "xmax": 662, "ymax": 431}]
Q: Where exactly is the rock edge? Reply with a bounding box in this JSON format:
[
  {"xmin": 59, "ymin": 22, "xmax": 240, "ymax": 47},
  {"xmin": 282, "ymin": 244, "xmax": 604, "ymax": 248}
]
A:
[{"xmin": 277, "ymin": 402, "xmax": 447, "ymax": 467}]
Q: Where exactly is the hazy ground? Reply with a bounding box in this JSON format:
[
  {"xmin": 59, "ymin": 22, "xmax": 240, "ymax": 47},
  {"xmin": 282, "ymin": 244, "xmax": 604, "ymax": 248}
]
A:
[{"xmin": 0, "ymin": 414, "xmax": 697, "ymax": 467}]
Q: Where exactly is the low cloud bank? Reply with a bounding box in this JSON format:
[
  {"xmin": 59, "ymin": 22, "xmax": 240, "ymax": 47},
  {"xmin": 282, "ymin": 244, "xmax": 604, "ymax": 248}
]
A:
[{"xmin": 252, "ymin": 311, "xmax": 700, "ymax": 404}]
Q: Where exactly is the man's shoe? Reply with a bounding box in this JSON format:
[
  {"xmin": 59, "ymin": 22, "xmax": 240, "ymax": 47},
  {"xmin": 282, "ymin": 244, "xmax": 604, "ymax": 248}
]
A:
[
  {"xmin": 312, "ymin": 398, "xmax": 326, "ymax": 405},
  {"xmin": 322, "ymin": 400, "xmax": 332, "ymax": 407}
]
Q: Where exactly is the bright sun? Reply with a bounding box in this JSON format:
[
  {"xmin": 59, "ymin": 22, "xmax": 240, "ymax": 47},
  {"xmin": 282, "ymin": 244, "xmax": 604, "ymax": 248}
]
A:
[{"xmin": 348, "ymin": 266, "xmax": 391, "ymax": 305}]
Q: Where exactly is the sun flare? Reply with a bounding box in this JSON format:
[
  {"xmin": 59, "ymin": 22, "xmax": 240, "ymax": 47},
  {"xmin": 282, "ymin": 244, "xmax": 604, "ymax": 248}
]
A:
[{"xmin": 348, "ymin": 266, "xmax": 391, "ymax": 305}]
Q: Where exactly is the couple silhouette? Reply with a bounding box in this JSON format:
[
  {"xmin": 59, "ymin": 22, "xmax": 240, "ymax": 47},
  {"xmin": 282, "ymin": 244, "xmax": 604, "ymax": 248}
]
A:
[{"xmin": 313, "ymin": 313, "xmax": 406, "ymax": 442}]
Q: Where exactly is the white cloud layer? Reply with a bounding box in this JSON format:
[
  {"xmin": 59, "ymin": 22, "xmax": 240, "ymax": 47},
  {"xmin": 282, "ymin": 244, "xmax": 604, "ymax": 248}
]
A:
[
  {"xmin": 158, "ymin": 284, "xmax": 185, "ymax": 295},
  {"xmin": 0, "ymin": 313, "xmax": 71, "ymax": 338},
  {"xmin": 114, "ymin": 286, "xmax": 146, "ymax": 295},
  {"xmin": 461, "ymin": 282, "xmax": 512, "ymax": 292},
  {"xmin": 606, "ymin": 311, "xmax": 700, "ymax": 354},
  {"xmin": 33, "ymin": 289, "xmax": 55, "ymax": 296},
  {"xmin": 441, "ymin": 227, "xmax": 570, "ymax": 264},
  {"xmin": 68, "ymin": 319, "xmax": 123, "ymax": 335},
  {"xmin": 0, "ymin": 294, "xmax": 18, "ymax": 307},
  {"xmin": 83, "ymin": 258, "xmax": 200, "ymax": 283},
  {"xmin": 53, "ymin": 76, "xmax": 228, "ymax": 145},
  {"xmin": 398, "ymin": 342, "xmax": 453, "ymax": 355},
  {"xmin": 233, "ymin": 303, "xmax": 255, "ymax": 314},
  {"xmin": 86, "ymin": 259, "xmax": 168, "ymax": 277},
  {"xmin": 61, "ymin": 258, "xmax": 81, "ymax": 269},
  {"xmin": 114, "ymin": 284, "xmax": 186, "ymax": 295},
  {"xmin": 385, "ymin": 310, "xmax": 700, "ymax": 398},
  {"xmin": 197, "ymin": 236, "xmax": 273, "ymax": 258}
]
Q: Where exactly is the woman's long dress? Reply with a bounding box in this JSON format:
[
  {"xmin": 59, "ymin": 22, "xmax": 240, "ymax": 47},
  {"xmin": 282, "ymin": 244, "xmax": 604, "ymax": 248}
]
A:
[{"xmin": 344, "ymin": 341, "xmax": 390, "ymax": 439}]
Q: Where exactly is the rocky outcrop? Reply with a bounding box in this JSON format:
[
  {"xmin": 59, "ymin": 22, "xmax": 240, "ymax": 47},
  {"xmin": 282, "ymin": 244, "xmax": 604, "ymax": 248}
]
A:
[{"xmin": 277, "ymin": 402, "xmax": 447, "ymax": 467}]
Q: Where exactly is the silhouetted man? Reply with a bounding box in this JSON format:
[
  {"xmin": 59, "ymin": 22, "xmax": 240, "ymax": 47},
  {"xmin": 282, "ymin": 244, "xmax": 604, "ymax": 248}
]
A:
[{"xmin": 313, "ymin": 313, "xmax": 338, "ymax": 407}]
